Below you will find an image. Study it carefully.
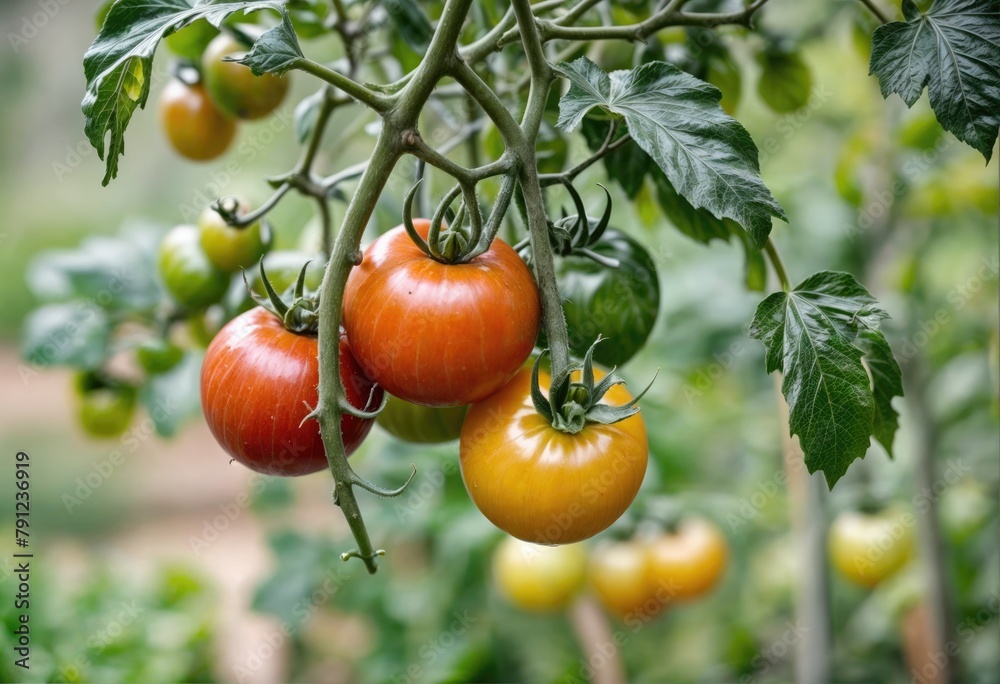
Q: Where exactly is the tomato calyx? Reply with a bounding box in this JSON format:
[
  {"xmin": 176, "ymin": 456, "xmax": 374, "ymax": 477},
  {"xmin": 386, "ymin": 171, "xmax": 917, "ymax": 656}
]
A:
[
  {"xmin": 516, "ymin": 181, "xmax": 619, "ymax": 268},
  {"xmin": 531, "ymin": 338, "xmax": 657, "ymax": 434},
  {"xmin": 400, "ymin": 178, "xmax": 513, "ymax": 265},
  {"xmin": 244, "ymin": 258, "xmax": 319, "ymax": 335}
]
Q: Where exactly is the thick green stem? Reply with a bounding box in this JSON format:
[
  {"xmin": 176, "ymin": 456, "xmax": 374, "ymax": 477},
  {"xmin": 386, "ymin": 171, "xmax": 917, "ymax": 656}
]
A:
[
  {"xmin": 510, "ymin": 0, "xmax": 572, "ymax": 379},
  {"xmin": 316, "ymin": 133, "xmax": 401, "ymax": 574},
  {"xmin": 313, "ymin": 0, "xmax": 476, "ymax": 574}
]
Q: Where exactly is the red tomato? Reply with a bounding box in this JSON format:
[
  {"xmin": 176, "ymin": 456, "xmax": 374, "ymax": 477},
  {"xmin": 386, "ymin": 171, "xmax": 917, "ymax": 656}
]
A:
[
  {"xmin": 343, "ymin": 220, "xmax": 541, "ymax": 407},
  {"xmin": 200, "ymin": 307, "xmax": 381, "ymax": 476}
]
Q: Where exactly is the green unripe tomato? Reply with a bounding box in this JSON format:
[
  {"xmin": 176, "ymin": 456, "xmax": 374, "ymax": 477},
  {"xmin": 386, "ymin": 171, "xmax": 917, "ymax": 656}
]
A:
[
  {"xmin": 198, "ymin": 200, "xmax": 270, "ymax": 272},
  {"xmin": 159, "ymin": 225, "xmax": 231, "ymax": 310},
  {"xmin": 137, "ymin": 339, "xmax": 185, "ymax": 375},
  {"xmin": 377, "ymin": 395, "xmax": 468, "ymax": 443},
  {"xmin": 202, "ymin": 32, "xmax": 290, "ymax": 120},
  {"xmin": 165, "ymin": 19, "xmax": 220, "ymax": 60},
  {"xmin": 74, "ymin": 374, "xmax": 137, "ymax": 439},
  {"xmin": 553, "ymin": 229, "xmax": 660, "ymax": 367}
]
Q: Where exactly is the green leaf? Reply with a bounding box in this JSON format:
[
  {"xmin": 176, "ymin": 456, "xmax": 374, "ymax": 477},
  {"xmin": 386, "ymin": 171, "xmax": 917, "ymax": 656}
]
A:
[
  {"xmin": 234, "ymin": 10, "xmax": 302, "ymax": 75},
  {"xmin": 651, "ymin": 168, "xmax": 733, "ymax": 244},
  {"xmin": 868, "ymin": 0, "xmax": 1000, "ymax": 162},
  {"xmin": 139, "ymin": 351, "xmax": 203, "ymax": 437},
  {"xmin": 82, "ymin": 0, "xmax": 283, "ymax": 185},
  {"xmin": 749, "ymin": 271, "xmax": 902, "ymax": 487},
  {"xmin": 21, "ymin": 304, "xmax": 110, "ymax": 369},
  {"xmin": 388, "ymin": 0, "xmax": 434, "ymax": 52},
  {"xmin": 855, "ymin": 325, "xmax": 904, "ymax": 455},
  {"xmin": 756, "ymin": 47, "xmax": 812, "ymax": 113},
  {"xmin": 555, "ymin": 57, "xmax": 785, "ymax": 248}
]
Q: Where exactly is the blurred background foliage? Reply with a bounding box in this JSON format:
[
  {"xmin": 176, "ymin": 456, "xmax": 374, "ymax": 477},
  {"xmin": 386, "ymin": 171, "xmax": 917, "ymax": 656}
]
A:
[{"xmin": 0, "ymin": 0, "xmax": 997, "ymax": 682}]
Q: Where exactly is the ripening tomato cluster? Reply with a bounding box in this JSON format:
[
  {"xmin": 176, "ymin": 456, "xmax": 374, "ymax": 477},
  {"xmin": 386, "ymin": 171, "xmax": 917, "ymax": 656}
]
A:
[
  {"xmin": 493, "ymin": 516, "xmax": 730, "ymax": 621},
  {"xmin": 198, "ymin": 217, "xmax": 656, "ymax": 547},
  {"xmin": 158, "ymin": 23, "xmax": 289, "ymax": 162}
]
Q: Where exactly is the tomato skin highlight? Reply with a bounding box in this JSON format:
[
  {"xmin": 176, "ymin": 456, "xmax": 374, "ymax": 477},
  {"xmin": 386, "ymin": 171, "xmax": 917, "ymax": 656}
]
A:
[
  {"xmin": 344, "ymin": 220, "xmax": 541, "ymax": 407},
  {"xmin": 493, "ymin": 536, "xmax": 587, "ymax": 612},
  {"xmin": 376, "ymin": 395, "xmax": 468, "ymax": 443},
  {"xmin": 829, "ymin": 508, "xmax": 915, "ymax": 588},
  {"xmin": 460, "ymin": 366, "xmax": 647, "ymax": 544},
  {"xmin": 158, "ymin": 79, "xmax": 236, "ymax": 162},
  {"xmin": 200, "ymin": 307, "xmax": 381, "ymax": 476}
]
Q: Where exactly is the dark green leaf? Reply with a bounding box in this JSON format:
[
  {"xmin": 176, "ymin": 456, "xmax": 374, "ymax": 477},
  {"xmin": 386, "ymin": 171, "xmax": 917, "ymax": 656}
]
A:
[
  {"xmin": 387, "ymin": 0, "xmax": 434, "ymax": 52},
  {"xmin": 82, "ymin": 0, "xmax": 283, "ymax": 185},
  {"xmin": 855, "ymin": 325, "xmax": 904, "ymax": 455},
  {"xmin": 869, "ymin": 0, "xmax": 1000, "ymax": 162},
  {"xmin": 555, "ymin": 58, "xmax": 785, "ymax": 247},
  {"xmin": 749, "ymin": 271, "xmax": 901, "ymax": 487},
  {"xmin": 234, "ymin": 10, "xmax": 302, "ymax": 75},
  {"xmin": 139, "ymin": 351, "xmax": 203, "ymax": 437},
  {"xmin": 21, "ymin": 304, "xmax": 110, "ymax": 369},
  {"xmin": 756, "ymin": 47, "xmax": 812, "ymax": 113},
  {"xmin": 651, "ymin": 168, "xmax": 732, "ymax": 244}
]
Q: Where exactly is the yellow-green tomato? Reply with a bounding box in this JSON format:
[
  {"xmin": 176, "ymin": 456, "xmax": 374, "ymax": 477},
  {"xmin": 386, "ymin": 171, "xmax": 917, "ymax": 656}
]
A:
[
  {"xmin": 74, "ymin": 375, "xmax": 137, "ymax": 439},
  {"xmin": 198, "ymin": 200, "xmax": 270, "ymax": 272},
  {"xmin": 493, "ymin": 537, "xmax": 587, "ymax": 612},
  {"xmin": 159, "ymin": 225, "xmax": 231, "ymax": 310},
  {"xmin": 829, "ymin": 508, "xmax": 916, "ymax": 588},
  {"xmin": 376, "ymin": 395, "xmax": 468, "ymax": 443},
  {"xmin": 202, "ymin": 32, "xmax": 289, "ymax": 120}
]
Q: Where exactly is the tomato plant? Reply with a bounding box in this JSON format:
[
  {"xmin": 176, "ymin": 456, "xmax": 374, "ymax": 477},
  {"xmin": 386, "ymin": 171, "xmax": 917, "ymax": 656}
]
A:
[
  {"xmin": 376, "ymin": 395, "xmax": 468, "ymax": 444},
  {"xmin": 157, "ymin": 78, "xmax": 236, "ymax": 162},
  {"xmin": 343, "ymin": 219, "xmax": 541, "ymax": 407},
  {"xmin": 493, "ymin": 536, "xmax": 587, "ymax": 612},
  {"xmin": 136, "ymin": 339, "xmax": 185, "ymax": 375},
  {"xmin": 829, "ymin": 507, "xmax": 915, "ymax": 588},
  {"xmin": 38, "ymin": 7, "xmax": 992, "ymax": 679},
  {"xmin": 201, "ymin": 306, "xmax": 381, "ymax": 476}
]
